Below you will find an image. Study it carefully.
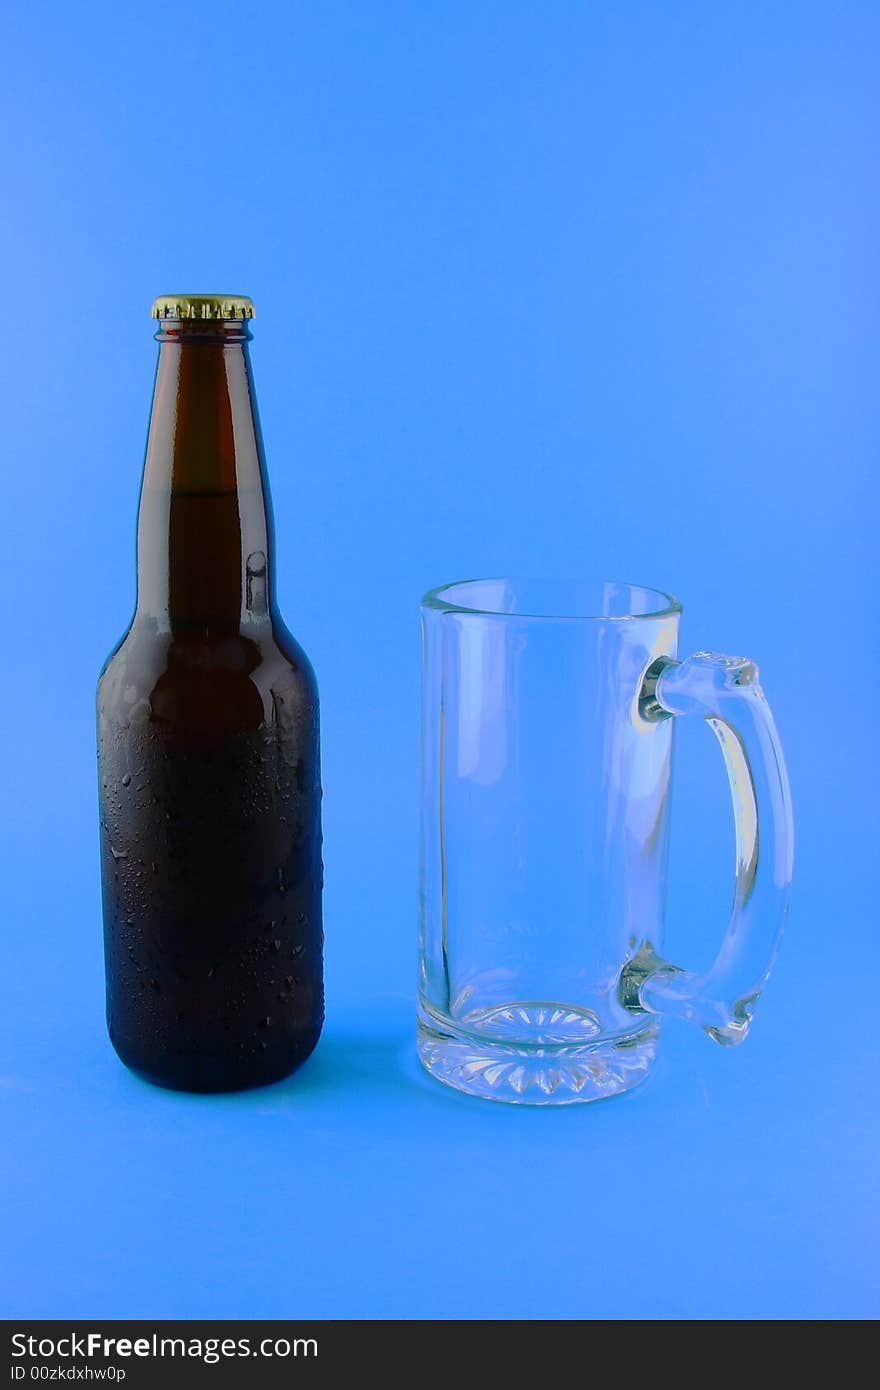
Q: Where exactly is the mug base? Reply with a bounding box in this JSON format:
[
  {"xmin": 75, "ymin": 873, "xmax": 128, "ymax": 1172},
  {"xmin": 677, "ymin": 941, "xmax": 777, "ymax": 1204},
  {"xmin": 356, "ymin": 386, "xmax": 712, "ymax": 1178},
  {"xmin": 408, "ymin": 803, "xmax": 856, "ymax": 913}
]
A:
[{"xmin": 417, "ymin": 1011, "xmax": 659, "ymax": 1106}]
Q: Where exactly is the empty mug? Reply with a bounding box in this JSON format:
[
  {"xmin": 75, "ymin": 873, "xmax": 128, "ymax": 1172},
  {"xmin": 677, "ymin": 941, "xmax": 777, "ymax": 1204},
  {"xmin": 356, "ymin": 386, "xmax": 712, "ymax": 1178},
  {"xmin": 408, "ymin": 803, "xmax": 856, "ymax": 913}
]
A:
[{"xmin": 418, "ymin": 580, "xmax": 793, "ymax": 1104}]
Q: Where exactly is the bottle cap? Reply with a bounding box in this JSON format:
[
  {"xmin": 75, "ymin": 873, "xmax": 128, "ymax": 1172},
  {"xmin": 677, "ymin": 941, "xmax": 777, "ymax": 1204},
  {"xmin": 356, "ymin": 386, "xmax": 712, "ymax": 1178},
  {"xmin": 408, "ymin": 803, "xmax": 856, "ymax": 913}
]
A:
[{"xmin": 151, "ymin": 295, "xmax": 256, "ymax": 320}]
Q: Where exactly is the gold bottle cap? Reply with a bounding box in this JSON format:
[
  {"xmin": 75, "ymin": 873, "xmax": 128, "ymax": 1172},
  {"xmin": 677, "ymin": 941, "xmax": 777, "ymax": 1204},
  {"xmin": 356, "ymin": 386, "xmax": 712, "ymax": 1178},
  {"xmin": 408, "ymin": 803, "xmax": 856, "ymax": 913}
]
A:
[{"xmin": 151, "ymin": 294, "xmax": 256, "ymax": 321}]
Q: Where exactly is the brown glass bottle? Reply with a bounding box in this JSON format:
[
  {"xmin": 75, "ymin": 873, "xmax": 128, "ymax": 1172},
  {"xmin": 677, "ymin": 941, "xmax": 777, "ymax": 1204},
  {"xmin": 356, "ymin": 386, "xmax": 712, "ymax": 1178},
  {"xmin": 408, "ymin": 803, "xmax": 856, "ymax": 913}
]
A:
[{"xmin": 97, "ymin": 296, "xmax": 323, "ymax": 1092}]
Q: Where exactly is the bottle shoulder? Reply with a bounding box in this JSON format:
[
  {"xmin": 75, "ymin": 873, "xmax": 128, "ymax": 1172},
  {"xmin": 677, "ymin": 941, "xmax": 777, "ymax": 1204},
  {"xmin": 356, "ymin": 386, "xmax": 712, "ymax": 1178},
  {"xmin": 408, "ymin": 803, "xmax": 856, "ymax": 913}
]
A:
[
  {"xmin": 98, "ymin": 618, "xmax": 318, "ymax": 734},
  {"xmin": 270, "ymin": 615, "xmax": 318, "ymax": 693}
]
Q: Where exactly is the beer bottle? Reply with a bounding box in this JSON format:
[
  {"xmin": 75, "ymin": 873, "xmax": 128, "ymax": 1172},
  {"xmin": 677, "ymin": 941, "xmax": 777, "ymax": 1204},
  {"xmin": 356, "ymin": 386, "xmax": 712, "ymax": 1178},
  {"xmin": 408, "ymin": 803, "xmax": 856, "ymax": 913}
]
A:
[{"xmin": 97, "ymin": 295, "xmax": 323, "ymax": 1091}]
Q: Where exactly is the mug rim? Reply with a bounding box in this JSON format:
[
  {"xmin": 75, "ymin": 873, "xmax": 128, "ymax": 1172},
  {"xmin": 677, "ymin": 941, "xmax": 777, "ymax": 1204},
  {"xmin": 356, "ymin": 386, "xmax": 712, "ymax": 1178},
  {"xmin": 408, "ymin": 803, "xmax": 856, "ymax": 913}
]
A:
[{"xmin": 421, "ymin": 578, "xmax": 682, "ymax": 623}]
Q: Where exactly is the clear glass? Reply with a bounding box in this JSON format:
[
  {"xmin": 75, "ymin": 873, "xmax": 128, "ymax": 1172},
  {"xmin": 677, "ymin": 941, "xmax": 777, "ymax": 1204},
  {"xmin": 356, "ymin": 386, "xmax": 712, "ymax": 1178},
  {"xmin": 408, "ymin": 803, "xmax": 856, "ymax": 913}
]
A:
[{"xmin": 418, "ymin": 579, "xmax": 793, "ymax": 1105}]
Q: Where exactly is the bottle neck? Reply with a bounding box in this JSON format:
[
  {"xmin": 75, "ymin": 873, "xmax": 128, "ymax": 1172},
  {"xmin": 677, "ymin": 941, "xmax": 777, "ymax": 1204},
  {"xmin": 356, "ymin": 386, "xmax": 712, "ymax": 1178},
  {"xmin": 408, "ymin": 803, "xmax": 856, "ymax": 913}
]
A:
[{"xmin": 135, "ymin": 321, "xmax": 276, "ymax": 631}]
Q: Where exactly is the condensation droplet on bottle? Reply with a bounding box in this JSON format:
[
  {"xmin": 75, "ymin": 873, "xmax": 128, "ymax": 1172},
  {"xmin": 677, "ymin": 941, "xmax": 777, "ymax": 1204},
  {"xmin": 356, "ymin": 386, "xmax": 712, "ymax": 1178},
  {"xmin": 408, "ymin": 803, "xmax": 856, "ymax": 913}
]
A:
[
  {"xmin": 246, "ymin": 551, "xmax": 267, "ymax": 615},
  {"xmin": 121, "ymin": 773, "xmax": 131, "ymax": 787}
]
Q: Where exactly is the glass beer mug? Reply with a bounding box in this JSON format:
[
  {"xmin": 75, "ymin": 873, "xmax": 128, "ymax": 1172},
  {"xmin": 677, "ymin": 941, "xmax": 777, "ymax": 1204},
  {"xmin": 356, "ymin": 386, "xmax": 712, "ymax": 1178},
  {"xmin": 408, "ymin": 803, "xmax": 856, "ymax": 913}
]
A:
[{"xmin": 418, "ymin": 580, "xmax": 793, "ymax": 1104}]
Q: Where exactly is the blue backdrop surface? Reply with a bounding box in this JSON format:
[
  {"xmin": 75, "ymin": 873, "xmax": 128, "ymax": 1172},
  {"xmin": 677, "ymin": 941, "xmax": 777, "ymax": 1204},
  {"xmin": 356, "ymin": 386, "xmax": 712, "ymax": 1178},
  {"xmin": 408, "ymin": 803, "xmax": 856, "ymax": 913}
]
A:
[{"xmin": 2, "ymin": 1, "xmax": 877, "ymax": 1319}]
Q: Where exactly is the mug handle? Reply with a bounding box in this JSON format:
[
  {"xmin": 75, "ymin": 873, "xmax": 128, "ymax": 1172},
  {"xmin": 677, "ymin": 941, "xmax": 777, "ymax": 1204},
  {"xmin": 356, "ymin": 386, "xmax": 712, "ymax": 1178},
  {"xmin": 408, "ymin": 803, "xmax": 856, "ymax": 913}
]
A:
[{"xmin": 622, "ymin": 651, "xmax": 794, "ymax": 1044}]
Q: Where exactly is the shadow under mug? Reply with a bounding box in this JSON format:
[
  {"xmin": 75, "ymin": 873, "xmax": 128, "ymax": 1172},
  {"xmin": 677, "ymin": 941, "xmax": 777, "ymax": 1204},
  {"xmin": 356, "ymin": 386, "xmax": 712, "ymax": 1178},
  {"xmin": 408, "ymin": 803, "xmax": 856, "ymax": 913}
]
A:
[{"xmin": 418, "ymin": 579, "xmax": 793, "ymax": 1105}]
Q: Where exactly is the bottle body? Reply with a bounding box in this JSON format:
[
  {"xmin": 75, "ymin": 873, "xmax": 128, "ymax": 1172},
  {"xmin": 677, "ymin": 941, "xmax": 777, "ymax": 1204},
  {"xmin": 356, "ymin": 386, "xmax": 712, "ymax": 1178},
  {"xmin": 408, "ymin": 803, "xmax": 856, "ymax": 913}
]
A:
[{"xmin": 97, "ymin": 303, "xmax": 323, "ymax": 1091}]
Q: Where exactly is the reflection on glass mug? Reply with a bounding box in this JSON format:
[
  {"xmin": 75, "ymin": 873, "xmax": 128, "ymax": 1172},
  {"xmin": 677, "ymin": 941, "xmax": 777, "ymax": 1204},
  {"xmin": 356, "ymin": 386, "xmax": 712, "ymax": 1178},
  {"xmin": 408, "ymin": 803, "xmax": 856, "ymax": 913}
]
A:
[{"xmin": 418, "ymin": 580, "xmax": 793, "ymax": 1105}]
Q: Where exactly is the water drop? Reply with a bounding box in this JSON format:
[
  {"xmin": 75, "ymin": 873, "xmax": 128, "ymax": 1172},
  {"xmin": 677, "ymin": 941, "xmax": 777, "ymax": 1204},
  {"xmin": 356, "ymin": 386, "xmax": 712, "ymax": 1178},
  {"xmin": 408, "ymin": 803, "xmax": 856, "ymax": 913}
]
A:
[{"xmin": 121, "ymin": 773, "xmax": 131, "ymax": 787}]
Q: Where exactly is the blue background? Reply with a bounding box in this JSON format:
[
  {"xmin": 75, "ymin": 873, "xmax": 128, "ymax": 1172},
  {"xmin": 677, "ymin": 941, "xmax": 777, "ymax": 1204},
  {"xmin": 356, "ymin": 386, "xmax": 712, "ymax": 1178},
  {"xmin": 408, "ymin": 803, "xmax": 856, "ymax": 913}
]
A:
[{"xmin": 2, "ymin": 1, "xmax": 877, "ymax": 1319}]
